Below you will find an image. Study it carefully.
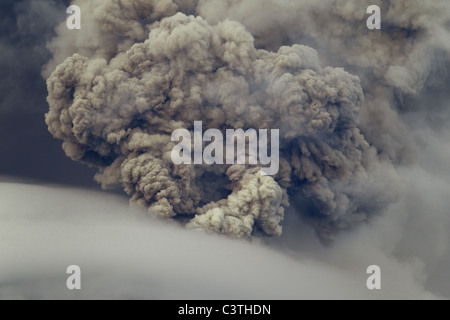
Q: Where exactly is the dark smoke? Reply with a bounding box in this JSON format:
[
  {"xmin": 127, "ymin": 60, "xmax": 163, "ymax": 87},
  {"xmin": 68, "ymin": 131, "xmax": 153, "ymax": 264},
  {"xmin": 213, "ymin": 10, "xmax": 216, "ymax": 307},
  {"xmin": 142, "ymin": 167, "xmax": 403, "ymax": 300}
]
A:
[{"xmin": 44, "ymin": 0, "xmax": 449, "ymax": 243}]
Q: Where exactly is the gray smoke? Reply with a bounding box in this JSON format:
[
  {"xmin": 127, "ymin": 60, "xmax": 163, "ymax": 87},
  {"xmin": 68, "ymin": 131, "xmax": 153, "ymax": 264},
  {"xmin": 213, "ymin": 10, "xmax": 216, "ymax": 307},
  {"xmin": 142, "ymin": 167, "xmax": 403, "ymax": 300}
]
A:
[
  {"xmin": 45, "ymin": 0, "xmax": 449, "ymax": 242},
  {"xmin": 195, "ymin": 0, "xmax": 450, "ymax": 161}
]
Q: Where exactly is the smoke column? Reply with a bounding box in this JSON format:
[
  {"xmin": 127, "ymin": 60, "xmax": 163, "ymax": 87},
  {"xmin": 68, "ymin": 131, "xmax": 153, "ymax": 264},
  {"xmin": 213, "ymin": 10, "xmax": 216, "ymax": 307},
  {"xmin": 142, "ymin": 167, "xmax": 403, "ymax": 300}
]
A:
[{"xmin": 44, "ymin": 0, "xmax": 449, "ymax": 243}]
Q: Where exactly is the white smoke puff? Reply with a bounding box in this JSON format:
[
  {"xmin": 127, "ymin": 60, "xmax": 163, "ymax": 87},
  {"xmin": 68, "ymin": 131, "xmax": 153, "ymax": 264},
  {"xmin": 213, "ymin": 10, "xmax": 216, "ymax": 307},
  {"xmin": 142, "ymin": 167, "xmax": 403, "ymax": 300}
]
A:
[{"xmin": 46, "ymin": 2, "xmax": 401, "ymax": 241}]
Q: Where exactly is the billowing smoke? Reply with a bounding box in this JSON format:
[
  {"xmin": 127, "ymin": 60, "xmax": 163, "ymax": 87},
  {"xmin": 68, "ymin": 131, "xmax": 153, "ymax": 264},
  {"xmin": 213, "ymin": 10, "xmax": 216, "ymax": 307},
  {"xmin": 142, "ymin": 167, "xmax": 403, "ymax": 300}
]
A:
[
  {"xmin": 45, "ymin": 0, "xmax": 449, "ymax": 242},
  {"xmin": 195, "ymin": 0, "xmax": 450, "ymax": 161}
]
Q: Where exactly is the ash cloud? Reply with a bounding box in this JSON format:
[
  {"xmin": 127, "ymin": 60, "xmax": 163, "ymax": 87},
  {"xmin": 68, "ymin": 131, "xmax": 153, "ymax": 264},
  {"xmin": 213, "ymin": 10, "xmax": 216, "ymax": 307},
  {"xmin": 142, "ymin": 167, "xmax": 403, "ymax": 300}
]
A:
[
  {"xmin": 195, "ymin": 0, "xmax": 450, "ymax": 162},
  {"xmin": 0, "ymin": 0, "xmax": 448, "ymax": 299},
  {"xmin": 44, "ymin": 0, "xmax": 409, "ymax": 241}
]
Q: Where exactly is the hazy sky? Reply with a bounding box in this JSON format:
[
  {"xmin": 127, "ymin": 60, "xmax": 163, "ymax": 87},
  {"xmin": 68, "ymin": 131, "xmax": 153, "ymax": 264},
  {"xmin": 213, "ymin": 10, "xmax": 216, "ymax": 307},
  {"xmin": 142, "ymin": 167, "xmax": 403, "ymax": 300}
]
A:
[
  {"xmin": 0, "ymin": 0, "xmax": 97, "ymax": 186},
  {"xmin": 0, "ymin": 182, "xmax": 440, "ymax": 299}
]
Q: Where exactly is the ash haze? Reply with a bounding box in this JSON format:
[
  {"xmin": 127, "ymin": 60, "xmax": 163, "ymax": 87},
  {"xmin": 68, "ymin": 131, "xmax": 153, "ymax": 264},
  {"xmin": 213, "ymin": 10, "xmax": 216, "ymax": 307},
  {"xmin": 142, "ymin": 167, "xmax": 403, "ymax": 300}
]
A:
[
  {"xmin": 0, "ymin": 180, "xmax": 445, "ymax": 299},
  {"xmin": 0, "ymin": 0, "xmax": 449, "ymax": 299}
]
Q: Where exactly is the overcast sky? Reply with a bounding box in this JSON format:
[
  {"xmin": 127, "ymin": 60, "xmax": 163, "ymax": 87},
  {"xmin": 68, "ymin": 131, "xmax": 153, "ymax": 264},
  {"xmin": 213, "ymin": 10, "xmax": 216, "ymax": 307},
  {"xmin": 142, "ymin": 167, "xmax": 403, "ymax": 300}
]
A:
[{"xmin": 0, "ymin": 0, "xmax": 97, "ymax": 186}]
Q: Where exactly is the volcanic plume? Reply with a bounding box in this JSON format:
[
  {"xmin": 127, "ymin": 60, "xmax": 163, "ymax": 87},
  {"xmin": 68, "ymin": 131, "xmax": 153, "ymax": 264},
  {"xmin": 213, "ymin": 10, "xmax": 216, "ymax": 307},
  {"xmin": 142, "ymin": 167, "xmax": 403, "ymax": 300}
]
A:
[{"xmin": 45, "ymin": 0, "xmax": 449, "ymax": 242}]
